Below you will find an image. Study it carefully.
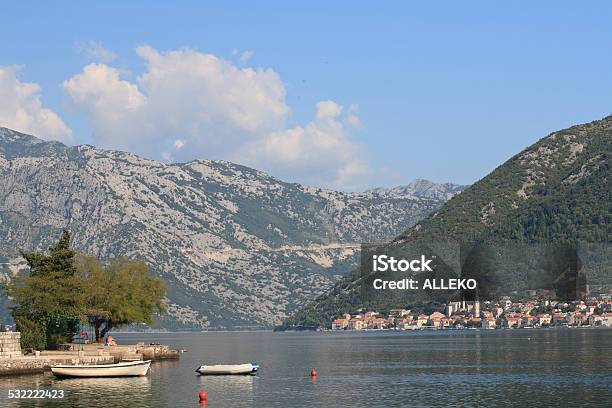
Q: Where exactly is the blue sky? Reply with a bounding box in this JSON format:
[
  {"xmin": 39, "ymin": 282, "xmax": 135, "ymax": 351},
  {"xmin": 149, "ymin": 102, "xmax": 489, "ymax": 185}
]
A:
[{"xmin": 1, "ymin": 2, "xmax": 611, "ymax": 190}]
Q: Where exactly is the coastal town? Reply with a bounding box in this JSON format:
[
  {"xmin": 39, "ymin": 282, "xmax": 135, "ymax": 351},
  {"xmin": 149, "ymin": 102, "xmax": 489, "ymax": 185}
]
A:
[{"xmin": 330, "ymin": 296, "xmax": 612, "ymax": 331}]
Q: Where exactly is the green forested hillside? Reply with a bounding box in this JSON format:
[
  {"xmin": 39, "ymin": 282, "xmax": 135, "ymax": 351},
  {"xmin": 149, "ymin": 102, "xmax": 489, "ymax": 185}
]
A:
[{"xmin": 278, "ymin": 115, "xmax": 611, "ymax": 330}]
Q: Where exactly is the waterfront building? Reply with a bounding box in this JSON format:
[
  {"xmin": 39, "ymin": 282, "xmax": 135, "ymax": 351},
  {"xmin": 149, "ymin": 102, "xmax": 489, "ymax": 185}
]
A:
[
  {"xmin": 332, "ymin": 318, "xmax": 348, "ymax": 330},
  {"xmin": 504, "ymin": 317, "xmax": 520, "ymax": 328},
  {"xmin": 552, "ymin": 313, "xmax": 567, "ymax": 325},
  {"xmin": 348, "ymin": 317, "xmax": 365, "ymax": 331},
  {"xmin": 389, "ymin": 309, "xmax": 410, "ymax": 317},
  {"xmin": 536, "ymin": 314, "xmax": 552, "ymax": 326},
  {"xmin": 588, "ymin": 314, "xmax": 603, "ymax": 326},
  {"xmin": 482, "ymin": 318, "xmax": 496, "ymax": 329},
  {"xmin": 523, "ymin": 315, "xmax": 537, "ymax": 327},
  {"xmin": 429, "ymin": 311, "xmax": 446, "ymax": 320},
  {"xmin": 493, "ymin": 306, "xmax": 504, "ymax": 317},
  {"xmin": 370, "ymin": 317, "xmax": 386, "ymax": 330}
]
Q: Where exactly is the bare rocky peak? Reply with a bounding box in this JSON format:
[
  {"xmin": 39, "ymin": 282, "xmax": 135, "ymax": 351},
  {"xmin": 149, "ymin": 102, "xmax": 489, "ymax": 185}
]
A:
[{"xmin": 368, "ymin": 179, "xmax": 466, "ymax": 201}]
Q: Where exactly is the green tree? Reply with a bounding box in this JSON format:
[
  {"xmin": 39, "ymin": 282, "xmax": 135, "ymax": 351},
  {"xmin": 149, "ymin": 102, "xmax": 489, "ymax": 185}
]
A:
[
  {"xmin": 6, "ymin": 230, "xmax": 167, "ymax": 348},
  {"xmin": 76, "ymin": 256, "xmax": 166, "ymax": 342},
  {"xmin": 12, "ymin": 316, "xmax": 46, "ymax": 351},
  {"xmin": 7, "ymin": 230, "xmax": 86, "ymax": 349}
]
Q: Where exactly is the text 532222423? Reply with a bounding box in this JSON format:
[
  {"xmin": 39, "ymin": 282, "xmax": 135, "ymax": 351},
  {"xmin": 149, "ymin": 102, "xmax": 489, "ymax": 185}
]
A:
[{"xmin": 7, "ymin": 389, "xmax": 65, "ymax": 399}]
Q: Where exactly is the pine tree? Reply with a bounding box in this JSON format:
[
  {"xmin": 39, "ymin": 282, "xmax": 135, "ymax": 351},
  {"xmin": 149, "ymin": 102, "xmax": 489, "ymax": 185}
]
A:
[{"xmin": 7, "ymin": 229, "xmax": 85, "ymax": 349}]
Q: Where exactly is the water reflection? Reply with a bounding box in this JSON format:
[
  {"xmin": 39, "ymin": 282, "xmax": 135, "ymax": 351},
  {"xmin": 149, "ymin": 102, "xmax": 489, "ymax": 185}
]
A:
[
  {"xmin": 1, "ymin": 375, "xmax": 152, "ymax": 408},
  {"xmin": 0, "ymin": 373, "xmax": 52, "ymax": 390},
  {"xmin": 0, "ymin": 330, "xmax": 609, "ymax": 407},
  {"xmin": 196, "ymin": 373, "xmax": 255, "ymax": 403},
  {"xmin": 53, "ymin": 375, "xmax": 151, "ymax": 393}
]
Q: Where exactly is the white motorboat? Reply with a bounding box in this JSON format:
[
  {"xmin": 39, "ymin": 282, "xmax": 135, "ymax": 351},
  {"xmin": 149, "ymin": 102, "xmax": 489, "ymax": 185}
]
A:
[
  {"xmin": 195, "ymin": 362, "xmax": 259, "ymax": 375},
  {"xmin": 51, "ymin": 360, "xmax": 151, "ymax": 377}
]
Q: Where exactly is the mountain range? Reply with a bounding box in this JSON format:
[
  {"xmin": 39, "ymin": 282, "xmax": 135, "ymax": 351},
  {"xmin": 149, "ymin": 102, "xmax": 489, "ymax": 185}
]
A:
[
  {"xmin": 279, "ymin": 115, "xmax": 611, "ymax": 330},
  {"xmin": 368, "ymin": 179, "xmax": 464, "ymax": 201},
  {"xmin": 0, "ymin": 127, "xmax": 464, "ymax": 329}
]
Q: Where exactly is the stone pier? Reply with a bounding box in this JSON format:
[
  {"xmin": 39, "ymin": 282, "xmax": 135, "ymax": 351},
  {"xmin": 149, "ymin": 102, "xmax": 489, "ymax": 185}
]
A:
[
  {"xmin": 0, "ymin": 354, "xmax": 115, "ymax": 376},
  {"xmin": 0, "ymin": 332, "xmax": 179, "ymax": 376},
  {"xmin": 0, "ymin": 332, "xmax": 113, "ymax": 376},
  {"xmin": 104, "ymin": 342, "xmax": 180, "ymax": 362}
]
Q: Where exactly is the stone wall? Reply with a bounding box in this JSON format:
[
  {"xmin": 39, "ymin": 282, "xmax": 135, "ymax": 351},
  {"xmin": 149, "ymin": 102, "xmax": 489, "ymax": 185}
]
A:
[
  {"xmin": 106, "ymin": 343, "xmax": 179, "ymax": 362},
  {"xmin": 0, "ymin": 332, "xmax": 21, "ymax": 358},
  {"xmin": 138, "ymin": 343, "xmax": 179, "ymax": 361},
  {"xmin": 0, "ymin": 355, "xmax": 114, "ymax": 376}
]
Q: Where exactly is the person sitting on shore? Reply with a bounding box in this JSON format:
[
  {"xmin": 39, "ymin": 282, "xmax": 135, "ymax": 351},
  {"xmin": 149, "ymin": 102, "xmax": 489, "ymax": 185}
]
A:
[{"xmin": 105, "ymin": 335, "xmax": 117, "ymax": 346}]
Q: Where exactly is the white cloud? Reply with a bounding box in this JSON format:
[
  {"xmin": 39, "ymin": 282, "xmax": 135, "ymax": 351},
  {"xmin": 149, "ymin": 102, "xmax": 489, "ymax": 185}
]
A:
[
  {"xmin": 63, "ymin": 46, "xmax": 367, "ymax": 189},
  {"xmin": 346, "ymin": 104, "xmax": 362, "ymax": 129},
  {"xmin": 62, "ymin": 63, "xmax": 145, "ymax": 148},
  {"xmin": 77, "ymin": 40, "xmax": 117, "ymax": 63},
  {"xmin": 173, "ymin": 139, "xmax": 185, "ymax": 149},
  {"xmin": 315, "ymin": 100, "xmax": 342, "ymax": 120},
  {"xmin": 0, "ymin": 66, "xmax": 72, "ymax": 143},
  {"xmin": 248, "ymin": 101, "xmax": 370, "ymax": 189},
  {"xmin": 239, "ymin": 50, "xmax": 254, "ymax": 64}
]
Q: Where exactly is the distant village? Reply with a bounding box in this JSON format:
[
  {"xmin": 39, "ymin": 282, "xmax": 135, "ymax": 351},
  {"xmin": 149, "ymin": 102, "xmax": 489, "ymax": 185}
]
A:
[{"xmin": 331, "ymin": 295, "xmax": 612, "ymax": 331}]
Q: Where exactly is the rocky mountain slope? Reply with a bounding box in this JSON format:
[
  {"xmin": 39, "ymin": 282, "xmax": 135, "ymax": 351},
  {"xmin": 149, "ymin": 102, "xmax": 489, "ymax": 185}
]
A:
[
  {"xmin": 280, "ymin": 115, "xmax": 611, "ymax": 329},
  {"xmin": 368, "ymin": 179, "xmax": 464, "ymax": 201},
  {"xmin": 0, "ymin": 127, "xmax": 461, "ymax": 329}
]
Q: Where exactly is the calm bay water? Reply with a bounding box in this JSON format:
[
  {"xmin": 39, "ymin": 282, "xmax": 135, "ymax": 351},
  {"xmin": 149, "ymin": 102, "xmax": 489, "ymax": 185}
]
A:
[{"xmin": 1, "ymin": 328, "xmax": 610, "ymax": 407}]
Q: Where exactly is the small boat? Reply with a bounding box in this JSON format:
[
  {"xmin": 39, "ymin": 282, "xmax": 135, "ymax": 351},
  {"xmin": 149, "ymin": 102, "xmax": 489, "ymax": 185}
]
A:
[
  {"xmin": 195, "ymin": 362, "xmax": 259, "ymax": 375},
  {"xmin": 51, "ymin": 360, "xmax": 151, "ymax": 377}
]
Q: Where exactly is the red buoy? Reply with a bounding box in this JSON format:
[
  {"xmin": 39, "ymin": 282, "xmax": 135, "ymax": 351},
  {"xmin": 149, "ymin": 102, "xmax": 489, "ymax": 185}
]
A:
[
  {"xmin": 310, "ymin": 369, "xmax": 317, "ymax": 377},
  {"xmin": 198, "ymin": 390, "xmax": 208, "ymax": 402}
]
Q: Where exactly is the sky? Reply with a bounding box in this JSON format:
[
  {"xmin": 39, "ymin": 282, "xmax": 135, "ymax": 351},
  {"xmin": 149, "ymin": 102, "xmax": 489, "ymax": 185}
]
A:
[{"xmin": 1, "ymin": 2, "xmax": 611, "ymax": 190}]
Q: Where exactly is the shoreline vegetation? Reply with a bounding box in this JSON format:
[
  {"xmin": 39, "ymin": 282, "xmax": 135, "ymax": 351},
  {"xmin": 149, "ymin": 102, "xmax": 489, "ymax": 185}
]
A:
[{"xmin": 2, "ymin": 230, "xmax": 166, "ymax": 351}]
